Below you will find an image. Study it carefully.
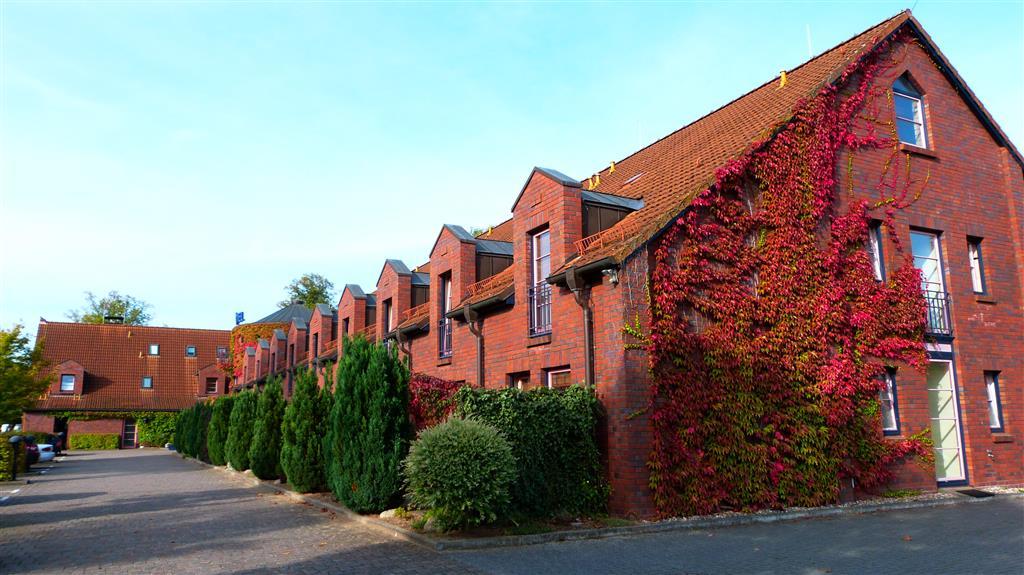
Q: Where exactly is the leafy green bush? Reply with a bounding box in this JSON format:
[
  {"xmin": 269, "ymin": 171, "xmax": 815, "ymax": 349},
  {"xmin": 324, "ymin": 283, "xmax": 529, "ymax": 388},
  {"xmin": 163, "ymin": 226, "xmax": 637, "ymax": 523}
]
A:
[
  {"xmin": 68, "ymin": 433, "xmax": 120, "ymax": 450},
  {"xmin": 0, "ymin": 430, "xmax": 28, "ymax": 478},
  {"xmin": 226, "ymin": 391, "xmax": 257, "ymax": 471},
  {"xmin": 326, "ymin": 336, "xmax": 411, "ymax": 513},
  {"xmin": 454, "ymin": 385, "xmax": 607, "ymax": 517},
  {"xmin": 206, "ymin": 396, "xmax": 235, "ymax": 466},
  {"xmin": 249, "ymin": 377, "xmax": 285, "ymax": 480},
  {"xmin": 281, "ymin": 367, "xmax": 330, "ymax": 492},
  {"xmin": 137, "ymin": 412, "xmax": 177, "ymax": 447},
  {"xmin": 403, "ymin": 418, "xmax": 516, "ymax": 531}
]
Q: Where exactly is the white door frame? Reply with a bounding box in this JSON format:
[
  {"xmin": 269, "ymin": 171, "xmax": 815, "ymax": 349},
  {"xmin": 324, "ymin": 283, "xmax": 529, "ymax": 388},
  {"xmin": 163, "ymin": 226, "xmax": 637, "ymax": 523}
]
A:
[{"xmin": 927, "ymin": 359, "xmax": 966, "ymax": 483}]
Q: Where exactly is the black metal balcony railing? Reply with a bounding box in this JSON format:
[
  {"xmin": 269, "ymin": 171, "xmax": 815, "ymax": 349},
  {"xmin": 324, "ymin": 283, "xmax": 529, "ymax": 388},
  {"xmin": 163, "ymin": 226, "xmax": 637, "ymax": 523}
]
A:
[
  {"xmin": 529, "ymin": 283, "xmax": 552, "ymax": 336},
  {"xmin": 438, "ymin": 318, "xmax": 453, "ymax": 358},
  {"xmin": 923, "ymin": 290, "xmax": 952, "ymax": 336}
]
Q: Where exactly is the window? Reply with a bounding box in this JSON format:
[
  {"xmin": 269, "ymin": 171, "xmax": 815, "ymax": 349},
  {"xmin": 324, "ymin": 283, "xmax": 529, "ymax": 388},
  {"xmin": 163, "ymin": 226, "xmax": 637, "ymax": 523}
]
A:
[
  {"xmin": 148, "ymin": 344, "xmax": 160, "ymax": 356},
  {"xmin": 382, "ymin": 298, "xmax": 394, "ymax": 333},
  {"xmin": 60, "ymin": 374, "xmax": 75, "ymax": 392},
  {"xmin": 313, "ymin": 333, "xmax": 320, "ymax": 356},
  {"xmin": 879, "ymin": 368, "xmax": 899, "ymax": 435},
  {"xmin": 185, "ymin": 345, "xmax": 197, "ymax": 357},
  {"xmin": 583, "ymin": 203, "xmax": 630, "ymax": 237},
  {"xmin": 270, "ymin": 352, "xmax": 276, "ymax": 372},
  {"xmin": 985, "ymin": 372, "xmax": 1003, "ymax": 431},
  {"xmin": 216, "ymin": 346, "xmax": 228, "ymax": 360},
  {"xmin": 968, "ymin": 237, "xmax": 986, "ymax": 294},
  {"xmin": 893, "ymin": 76, "xmax": 926, "ymax": 147},
  {"xmin": 530, "ymin": 228, "xmax": 552, "ymax": 336},
  {"xmin": 546, "ymin": 368, "xmax": 572, "ymax": 389},
  {"xmin": 911, "ymin": 230, "xmax": 951, "ymax": 335},
  {"xmin": 205, "ymin": 378, "xmax": 218, "ymax": 395},
  {"xmin": 412, "ymin": 285, "xmax": 429, "ymax": 308},
  {"xmin": 867, "ymin": 221, "xmax": 885, "ymax": 281},
  {"xmin": 508, "ymin": 371, "xmax": 531, "ymax": 390},
  {"xmin": 476, "ymin": 254, "xmax": 513, "ymax": 282},
  {"xmin": 439, "ymin": 273, "xmax": 453, "ymax": 358},
  {"xmin": 289, "ymin": 343, "xmax": 295, "ymax": 366},
  {"xmin": 342, "ymin": 318, "xmax": 350, "ymax": 335},
  {"xmin": 141, "ymin": 376, "xmax": 153, "ymax": 389}
]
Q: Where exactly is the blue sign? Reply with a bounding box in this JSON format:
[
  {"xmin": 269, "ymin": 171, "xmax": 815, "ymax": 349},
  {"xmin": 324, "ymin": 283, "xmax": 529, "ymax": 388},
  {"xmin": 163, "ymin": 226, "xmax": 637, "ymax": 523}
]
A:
[{"xmin": 235, "ymin": 312, "xmax": 245, "ymax": 325}]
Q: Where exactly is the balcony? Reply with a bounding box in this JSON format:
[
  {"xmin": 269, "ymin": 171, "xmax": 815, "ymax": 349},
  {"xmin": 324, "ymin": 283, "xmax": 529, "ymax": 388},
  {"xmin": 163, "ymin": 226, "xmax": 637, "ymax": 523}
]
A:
[
  {"xmin": 923, "ymin": 290, "xmax": 952, "ymax": 336},
  {"xmin": 438, "ymin": 318, "xmax": 453, "ymax": 358},
  {"xmin": 529, "ymin": 283, "xmax": 552, "ymax": 336}
]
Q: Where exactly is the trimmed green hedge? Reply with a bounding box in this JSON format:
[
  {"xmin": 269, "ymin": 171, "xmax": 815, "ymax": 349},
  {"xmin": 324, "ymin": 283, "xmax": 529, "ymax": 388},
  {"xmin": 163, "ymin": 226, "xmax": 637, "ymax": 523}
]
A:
[
  {"xmin": 207, "ymin": 396, "xmax": 235, "ymax": 466},
  {"xmin": 175, "ymin": 402, "xmax": 213, "ymax": 461},
  {"xmin": 226, "ymin": 391, "xmax": 258, "ymax": 471},
  {"xmin": 0, "ymin": 431, "xmax": 28, "ymax": 478},
  {"xmin": 69, "ymin": 433, "xmax": 120, "ymax": 450},
  {"xmin": 281, "ymin": 367, "xmax": 331, "ymax": 493},
  {"xmin": 454, "ymin": 385, "xmax": 607, "ymax": 517},
  {"xmin": 137, "ymin": 413, "xmax": 177, "ymax": 447},
  {"xmin": 249, "ymin": 377, "xmax": 285, "ymax": 480}
]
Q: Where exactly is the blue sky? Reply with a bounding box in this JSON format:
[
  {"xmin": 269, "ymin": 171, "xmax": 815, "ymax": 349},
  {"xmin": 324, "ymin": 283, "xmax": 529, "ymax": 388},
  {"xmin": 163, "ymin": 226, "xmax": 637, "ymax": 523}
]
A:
[{"xmin": 1, "ymin": 1, "xmax": 1021, "ymax": 331}]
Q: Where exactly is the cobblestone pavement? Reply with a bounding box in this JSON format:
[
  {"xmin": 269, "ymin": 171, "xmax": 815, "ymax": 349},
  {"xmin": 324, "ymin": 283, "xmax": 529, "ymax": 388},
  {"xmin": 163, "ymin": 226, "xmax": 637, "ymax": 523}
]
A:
[
  {"xmin": 2, "ymin": 450, "xmax": 1022, "ymax": 575},
  {"xmin": 451, "ymin": 495, "xmax": 1024, "ymax": 575},
  {"xmin": 0, "ymin": 450, "xmax": 479, "ymax": 575}
]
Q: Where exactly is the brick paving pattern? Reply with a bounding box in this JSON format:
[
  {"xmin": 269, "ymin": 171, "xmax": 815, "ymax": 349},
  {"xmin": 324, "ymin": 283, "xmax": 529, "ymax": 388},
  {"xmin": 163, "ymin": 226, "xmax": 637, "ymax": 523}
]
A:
[{"xmin": 0, "ymin": 450, "xmax": 478, "ymax": 575}]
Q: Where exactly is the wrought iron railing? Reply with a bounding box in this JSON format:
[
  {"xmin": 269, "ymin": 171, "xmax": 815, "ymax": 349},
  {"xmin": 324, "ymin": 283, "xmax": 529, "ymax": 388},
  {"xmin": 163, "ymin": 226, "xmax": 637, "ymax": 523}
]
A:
[
  {"xmin": 923, "ymin": 290, "xmax": 952, "ymax": 336},
  {"xmin": 528, "ymin": 283, "xmax": 552, "ymax": 336},
  {"xmin": 438, "ymin": 318, "xmax": 453, "ymax": 358}
]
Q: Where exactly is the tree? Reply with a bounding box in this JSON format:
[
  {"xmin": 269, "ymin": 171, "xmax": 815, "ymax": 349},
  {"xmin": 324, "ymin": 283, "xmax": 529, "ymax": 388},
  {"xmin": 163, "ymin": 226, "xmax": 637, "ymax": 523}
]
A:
[
  {"xmin": 0, "ymin": 325, "xmax": 49, "ymax": 424},
  {"xmin": 67, "ymin": 291, "xmax": 152, "ymax": 325},
  {"xmin": 281, "ymin": 367, "xmax": 330, "ymax": 492},
  {"xmin": 249, "ymin": 377, "xmax": 285, "ymax": 480},
  {"xmin": 279, "ymin": 274, "xmax": 335, "ymax": 309},
  {"xmin": 325, "ymin": 336, "xmax": 411, "ymax": 513},
  {"xmin": 207, "ymin": 395, "xmax": 235, "ymax": 466},
  {"xmin": 225, "ymin": 391, "xmax": 257, "ymax": 471}
]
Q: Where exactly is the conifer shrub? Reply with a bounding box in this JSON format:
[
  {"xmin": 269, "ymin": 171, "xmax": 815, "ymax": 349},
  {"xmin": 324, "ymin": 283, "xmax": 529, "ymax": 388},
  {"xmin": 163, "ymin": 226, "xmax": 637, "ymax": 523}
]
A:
[
  {"xmin": 325, "ymin": 336, "xmax": 411, "ymax": 513},
  {"xmin": 281, "ymin": 367, "xmax": 330, "ymax": 492},
  {"xmin": 454, "ymin": 385, "xmax": 607, "ymax": 517},
  {"xmin": 207, "ymin": 395, "xmax": 235, "ymax": 466},
  {"xmin": 226, "ymin": 390, "xmax": 257, "ymax": 471},
  {"xmin": 403, "ymin": 418, "xmax": 516, "ymax": 532},
  {"xmin": 249, "ymin": 377, "xmax": 286, "ymax": 480}
]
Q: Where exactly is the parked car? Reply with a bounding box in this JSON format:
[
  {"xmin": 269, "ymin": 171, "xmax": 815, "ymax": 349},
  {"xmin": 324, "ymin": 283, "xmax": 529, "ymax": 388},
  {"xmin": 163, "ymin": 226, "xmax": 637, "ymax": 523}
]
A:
[
  {"xmin": 23, "ymin": 437, "xmax": 40, "ymax": 466},
  {"xmin": 37, "ymin": 443, "xmax": 56, "ymax": 463}
]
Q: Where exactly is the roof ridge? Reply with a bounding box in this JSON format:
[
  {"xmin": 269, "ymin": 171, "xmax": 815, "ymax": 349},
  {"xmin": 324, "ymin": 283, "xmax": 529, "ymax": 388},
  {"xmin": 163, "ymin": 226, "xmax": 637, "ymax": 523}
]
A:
[{"xmin": 39, "ymin": 320, "xmax": 231, "ymax": 333}]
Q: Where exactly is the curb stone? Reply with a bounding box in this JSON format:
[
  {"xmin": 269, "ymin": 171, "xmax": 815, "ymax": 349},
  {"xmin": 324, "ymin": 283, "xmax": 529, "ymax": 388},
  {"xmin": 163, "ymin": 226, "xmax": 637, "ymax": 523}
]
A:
[{"xmin": 180, "ymin": 454, "xmax": 1023, "ymax": 552}]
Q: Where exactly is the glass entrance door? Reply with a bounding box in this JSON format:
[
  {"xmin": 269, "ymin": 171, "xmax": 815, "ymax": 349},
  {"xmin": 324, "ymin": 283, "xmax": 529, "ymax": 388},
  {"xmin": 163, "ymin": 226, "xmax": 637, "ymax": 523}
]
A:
[
  {"xmin": 927, "ymin": 361, "xmax": 965, "ymax": 482},
  {"xmin": 122, "ymin": 420, "xmax": 137, "ymax": 449}
]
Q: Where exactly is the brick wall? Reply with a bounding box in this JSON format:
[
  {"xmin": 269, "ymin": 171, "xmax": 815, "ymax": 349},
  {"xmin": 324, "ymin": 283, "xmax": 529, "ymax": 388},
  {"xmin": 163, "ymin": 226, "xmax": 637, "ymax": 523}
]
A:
[{"xmin": 69, "ymin": 418, "xmax": 123, "ymax": 437}]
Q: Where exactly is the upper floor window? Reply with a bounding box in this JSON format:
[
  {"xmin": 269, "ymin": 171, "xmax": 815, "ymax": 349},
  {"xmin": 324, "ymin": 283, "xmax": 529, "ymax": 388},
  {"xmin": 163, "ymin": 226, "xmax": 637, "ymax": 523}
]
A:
[
  {"xmin": 879, "ymin": 368, "xmax": 899, "ymax": 435},
  {"xmin": 867, "ymin": 221, "xmax": 885, "ymax": 281},
  {"xmin": 141, "ymin": 376, "xmax": 153, "ymax": 389},
  {"xmin": 382, "ymin": 298, "xmax": 394, "ymax": 333},
  {"xmin": 342, "ymin": 318, "xmax": 350, "ymax": 335},
  {"xmin": 216, "ymin": 346, "xmax": 228, "ymax": 360},
  {"xmin": 439, "ymin": 273, "xmax": 453, "ymax": 358},
  {"xmin": 148, "ymin": 344, "xmax": 160, "ymax": 356},
  {"xmin": 530, "ymin": 228, "xmax": 552, "ymax": 336},
  {"xmin": 893, "ymin": 76, "xmax": 927, "ymax": 147},
  {"xmin": 185, "ymin": 345, "xmax": 197, "ymax": 357},
  {"xmin": 910, "ymin": 230, "xmax": 944, "ymax": 294},
  {"xmin": 205, "ymin": 378, "xmax": 218, "ymax": 395},
  {"xmin": 60, "ymin": 374, "xmax": 76, "ymax": 392},
  {"xmin": 985, "ymin": 372, "xmax": 1003, "ymax": 431},
  {"xmin": 313, "ymin": 333, "xmax": 320, "ymax": 356},
  {"xmin": 968, "ymin": 237, "xmax": 986, "ymax": 294},
  {"xmin": 270, "ymin": 352, "xmax": 276, "ymax": 372}
]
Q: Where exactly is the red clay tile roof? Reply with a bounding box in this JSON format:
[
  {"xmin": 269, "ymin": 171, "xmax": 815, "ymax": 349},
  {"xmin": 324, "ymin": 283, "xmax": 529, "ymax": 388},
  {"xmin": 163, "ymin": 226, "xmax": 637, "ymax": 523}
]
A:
[
  {"xmin": 556, "ymin": 11, "xmax": 912, "ymax": 274},
  {"xmin": 33, "ymin": 321, "xmax": 231, "ymax": 412},
  {"xmin": 475, "ymin": 218, "xmax": 514, "ymax": 243},
  {"xmin": 396, "ymin": 302, "xmax": 430, "ymax": 333},
  {"xmin": 451, "ymin": 266, "xmax": 514, "ymax": 312}
]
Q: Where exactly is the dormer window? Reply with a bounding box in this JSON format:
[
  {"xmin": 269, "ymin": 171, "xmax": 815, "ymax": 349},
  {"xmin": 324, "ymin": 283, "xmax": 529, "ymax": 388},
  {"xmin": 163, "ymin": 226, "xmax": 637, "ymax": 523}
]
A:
[
  {"xmin": 60, "ymin": 374, "xmax": 76, "ymax": 392},
  {"xmin": 148, "ymin": 344, "xmax": 160, "ymax": 356},
  {"xmin": 893, "ymin": 76, "xmax": 926, "ymax": 147},
  {"xmin": 141, "ymin": 376, "xmax": 153, "ymax": 389},
  {"xmin": 185, "ymin": 345, "xmax": 197, "ymax": 357},
  {"xmin": 581, "ymin": 190, "xmax": 643, "ymax": 237}
]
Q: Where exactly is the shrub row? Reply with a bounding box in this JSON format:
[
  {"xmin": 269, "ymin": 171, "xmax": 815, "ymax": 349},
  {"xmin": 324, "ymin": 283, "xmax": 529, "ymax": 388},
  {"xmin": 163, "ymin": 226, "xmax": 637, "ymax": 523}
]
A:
[
  {"xmin": 280, "ymin": 367, "xmax": 331, "ymax": 493},
  {"xmin": 68, "ymin": 433, "xmax": 120, "ymax": 450},
  {"xmin": 0, "ymin": 430, "xmax": 28, "ymax": 479}
]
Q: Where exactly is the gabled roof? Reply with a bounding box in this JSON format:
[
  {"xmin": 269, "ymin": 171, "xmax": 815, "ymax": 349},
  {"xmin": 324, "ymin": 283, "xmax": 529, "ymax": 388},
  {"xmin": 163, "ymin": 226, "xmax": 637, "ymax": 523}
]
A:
[
  {"xmin": 553, "ymin": 10, "xmax": 1020, "ymax": 276},
  {"xmin": 250, "ymin": 303, "xmax": 312, "ymax": 325},
  {"xmin": 273, "ymin": 329, "xmax": 287, "ymax": 341},
  {"xmin": 258, "ymin": 339, "xmax": 269, "ymax": 349},
  {"xmin": 411, "ymin": 272, "xmax": 430, "ymax": 286},
  {"xmin": 341, "ymin": 284, "xmax": 368, "ymax": 301},
  {"xmin": 475, "ymin": 239, "xmax": 513, "ymax": 256},
  {"xmin": 430, "ymin": 223, "xmax": 514, "ymax": 259},
  {"xmin": 314, "ymin": 303, "xmax": 336, "ymax": 317},
  {"xmin": 376, "ymin": 259, "xmax": 412, "ymax": 286},
  {"xmin": 511, "ymin": 167, "xmax": 581, "ymax": 212},
  {"xmin": 290, "ymin": 318, "xmax": 307, "ymax": 331}
]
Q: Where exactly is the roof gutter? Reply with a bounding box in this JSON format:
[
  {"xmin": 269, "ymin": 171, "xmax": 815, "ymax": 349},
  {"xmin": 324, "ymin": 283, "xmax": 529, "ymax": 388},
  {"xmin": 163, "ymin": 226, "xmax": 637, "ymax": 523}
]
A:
[{"xmin": 547, "ymin": 257, "xmax": 618, "ymax": 286}]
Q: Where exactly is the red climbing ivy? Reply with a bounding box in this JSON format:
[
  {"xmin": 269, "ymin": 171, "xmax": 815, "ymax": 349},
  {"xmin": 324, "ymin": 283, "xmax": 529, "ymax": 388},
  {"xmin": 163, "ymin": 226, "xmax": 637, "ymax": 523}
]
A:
[
  {"xmin": 408, "ymin": 373, "xmax": 465, "ymax": 431},
  {"xmin": 645, "ymin": 32, "xmax": 931, "ymax": 517},
  {"xmin": 224, "ymin": 323, "xmax": 288, "ymax": 378}
]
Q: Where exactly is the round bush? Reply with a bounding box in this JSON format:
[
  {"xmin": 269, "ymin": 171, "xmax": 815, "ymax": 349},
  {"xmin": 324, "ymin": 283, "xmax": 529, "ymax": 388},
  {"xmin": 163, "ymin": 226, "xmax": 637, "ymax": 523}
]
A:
[{"xmin": 403, "ymin": 418, "xmax": 516, "ymax": 532}]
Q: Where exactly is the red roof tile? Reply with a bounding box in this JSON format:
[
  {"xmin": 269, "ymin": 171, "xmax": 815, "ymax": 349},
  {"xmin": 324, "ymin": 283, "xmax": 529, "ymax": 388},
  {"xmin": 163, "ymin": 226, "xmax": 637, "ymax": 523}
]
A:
[
  {"xmin": 475, "ymin": 218, "xmax": 514, "ymax": 243},
  {"xmin": 33, "ymin": 321, "xmax": 230, "ymax": 412},
  {"xmin": 452, "ymin": 266, "xmax": 514, "ymax": 312}
]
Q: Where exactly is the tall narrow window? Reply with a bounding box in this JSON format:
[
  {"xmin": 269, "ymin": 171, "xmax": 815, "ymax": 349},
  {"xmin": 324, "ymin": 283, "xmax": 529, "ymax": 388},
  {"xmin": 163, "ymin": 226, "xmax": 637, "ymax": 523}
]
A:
[
  {"xmin": 60, "ymin": 374, "xmax": 75, "ymax": 392},
  {"xmin": 893, "ymin": 76, "xmax": 926, "ymax": 147},
  {"xmin": 382, "ymin": 299, "xmax": 393, "ymax": 333},
  {"xmin": 313, "ymin": 333, "xmax": 319, "ymax": 356},
  {"xmin": 879, "ymin": 368, "xmax": 899, "ymax": 435},
  {"xmin": 867, "ymin": 221, "xmax": 885, "ymax": 281},
  {"xmin": 911, "ymin": 230, "xmax": 950, "ymax": 336},
  {"xmin": 985, "ymin": 372, "xmax": 1003, "ymax": 431},
  {"xmin": 439, "ymin": 272, "xmax": 453, "ymax": 358},
  {"xmin": 530, "ymin": 228, "xmax": 552, "ymax": 335},
  {"xmin": 968, "ymin": 237, "xmax": 986, "ymax": 294},
  {"xmin": 342, "ymin": 318, "xmax": 350, "ymax": 335}
]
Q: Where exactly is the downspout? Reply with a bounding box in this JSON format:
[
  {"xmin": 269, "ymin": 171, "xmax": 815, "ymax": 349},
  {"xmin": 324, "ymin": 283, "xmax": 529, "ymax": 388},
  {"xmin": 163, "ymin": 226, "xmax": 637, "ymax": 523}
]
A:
[
  {"xmin": 565, "ymin": 266, "xmax": 594, "ymax": 388},
  {"xmin": 396, "ymin": 331, "xmax": 412, "ymax": 372},
  {"xmin": 463, "ymin": 306, "xmax": 485, "ymax": 387}
]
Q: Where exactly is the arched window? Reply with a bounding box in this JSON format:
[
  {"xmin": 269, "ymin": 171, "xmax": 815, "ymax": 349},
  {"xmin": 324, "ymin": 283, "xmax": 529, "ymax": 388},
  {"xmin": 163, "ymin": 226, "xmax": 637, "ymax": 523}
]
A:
[{"xmin": 893, "ymin": 76, "xmax": 927, "ymax": 147}]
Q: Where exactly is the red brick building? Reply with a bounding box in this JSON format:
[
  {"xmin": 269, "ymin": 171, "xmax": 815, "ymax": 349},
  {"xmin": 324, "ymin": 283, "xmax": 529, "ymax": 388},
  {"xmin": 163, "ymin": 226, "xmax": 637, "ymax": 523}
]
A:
[
  {"xmin": 24, "ymin": 320, "xmax": 231, "ymax": 448},
  {"xmin": 329, "ymin": 12, "xmax": 1021, "ymax": 516}
]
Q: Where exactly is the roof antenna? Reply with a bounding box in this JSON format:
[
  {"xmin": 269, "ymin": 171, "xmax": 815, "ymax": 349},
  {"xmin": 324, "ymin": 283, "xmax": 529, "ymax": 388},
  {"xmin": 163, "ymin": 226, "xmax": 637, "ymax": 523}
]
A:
[{"xmin": 805, "ymin": 23, "xmax": 813, "ymax": 57}]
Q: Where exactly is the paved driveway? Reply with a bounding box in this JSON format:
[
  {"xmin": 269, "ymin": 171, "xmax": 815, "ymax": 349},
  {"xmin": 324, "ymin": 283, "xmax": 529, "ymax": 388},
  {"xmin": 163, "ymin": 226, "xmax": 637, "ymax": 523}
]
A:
[{"xmin": 1, "ymin": 450, "xmax": 1021, "ymax": 575}]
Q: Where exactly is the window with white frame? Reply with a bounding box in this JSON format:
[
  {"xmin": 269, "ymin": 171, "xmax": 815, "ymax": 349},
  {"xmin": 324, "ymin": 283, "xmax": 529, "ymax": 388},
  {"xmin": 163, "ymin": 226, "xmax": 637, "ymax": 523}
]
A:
[
  {"xmin": 530, "ymin": 228, "xmax": 552, "ymax": 335},
  {"xmin": 893, "ymin": 76, "xmax": 927, "ymax": 147},
  {"xmin": 879, "ymin": 368, "xmax": 899, "ymax": 435},
  {"xmin": 148, "ymin": 343, "xmax": 160, "ymax": 356},
  {"xmin": 867, "ymin": 221, "xmax": 885, "ymax": 281},
  {"xmin": 382, "ymin": 298, "xmax": 393, "ymax": 333},
  {"xmin": 60, "ymin": 374, "xmax": 76, "ymax": 392},
  {"xmin": 985, "ymin": 372, "xmax": 1003, "ymax": 431},
  {"xmin": 968, "ymin": 237, "xmax": 986, "ymax": 294},
  {"xmin": 546, "ymin": 368, "xmax": 572, "ymax": 389}
]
